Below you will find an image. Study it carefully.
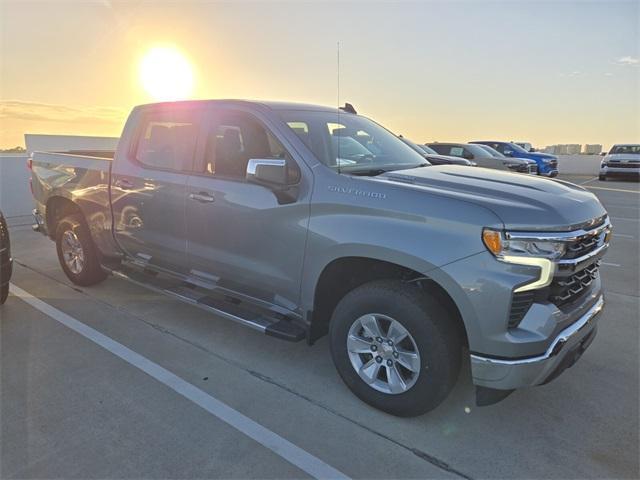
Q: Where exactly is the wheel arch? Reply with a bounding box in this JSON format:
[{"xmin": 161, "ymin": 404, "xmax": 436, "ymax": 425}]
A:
[
  {"xmin": 45, "ymin": 195, "xmax": 82, "ymax": 239},
  {"xmin": 307, "ymin": 255, "xmax": 468, "ymax": 347}
]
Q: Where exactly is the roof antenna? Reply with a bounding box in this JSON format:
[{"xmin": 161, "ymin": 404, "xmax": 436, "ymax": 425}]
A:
[{"xmin": 337, "ymin": 41, "xmax": 341, "ymax": 175}]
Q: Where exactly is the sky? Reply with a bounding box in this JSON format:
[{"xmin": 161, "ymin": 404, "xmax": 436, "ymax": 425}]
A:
[{"xmin": 0, "ymin": 0, "xmax": 638, "ymax": 150}]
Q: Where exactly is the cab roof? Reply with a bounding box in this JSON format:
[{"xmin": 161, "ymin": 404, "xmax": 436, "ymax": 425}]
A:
[{"xmin": 136, "ymin": 99, "xmax": 343, "ymax": 114}]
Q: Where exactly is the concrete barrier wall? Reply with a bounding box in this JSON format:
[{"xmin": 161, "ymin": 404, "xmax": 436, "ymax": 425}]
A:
[
  {"xmin": 25, "ymin": 134, "xmax": 119, "ymax": 155},
  {"xmin": 0, "ymin": 154, "xmax": 32, "ymax": 223},
  {"xmin": 557, "ymin": 154, "xmax": 602, "ymax": 175}
]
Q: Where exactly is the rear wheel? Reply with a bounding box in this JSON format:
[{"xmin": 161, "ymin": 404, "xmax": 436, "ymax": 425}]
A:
[
  {"xmin": 56, "ymin": 214, "xmax": 106, "ymax": 286},
  {"xmin": 598, "ymin": 174, "xmax": 606, "ymax": 181},
  {"xmin": 329, "ymin": 280, "xmax": 461, "ymax": 417}
]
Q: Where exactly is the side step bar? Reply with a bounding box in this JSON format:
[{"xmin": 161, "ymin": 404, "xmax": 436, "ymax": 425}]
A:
[{"xmin": 105, "ymin": 264, "xmax": 306, "ymax": 342}]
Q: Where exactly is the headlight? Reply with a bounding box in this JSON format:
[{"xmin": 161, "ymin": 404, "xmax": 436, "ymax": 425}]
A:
[
  {"xmin": 482, "ymin": 228, "xmax": 559, "ymax": 293},
  {"xmin": 601, "ymin": 161, "xmax": 608, "ymax": 167},
  {"xmin": 482, "ymin": 229, "xmax": 566, "ymax": 259}
]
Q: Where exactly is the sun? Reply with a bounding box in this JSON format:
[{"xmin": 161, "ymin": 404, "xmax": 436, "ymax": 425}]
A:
[{"xmin": 139, "ymin": 46, "xmax": 194, "ymax": 101}]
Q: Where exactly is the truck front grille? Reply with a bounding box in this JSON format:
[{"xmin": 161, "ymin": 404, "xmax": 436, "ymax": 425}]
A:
[
  {"xmin": 564, "ymin": 234, "xmax": 601, "ymax": 259},
  {"xmin": 608, "ymin": 162, "xmax": 640, "ymax": 169},
  {"xmin": 558, "ymin": 216, "xmax": 608, "ymax": 261},
  {"xmin": 549, "ymin": 262, "xmax": 599, "ymax": 308}
]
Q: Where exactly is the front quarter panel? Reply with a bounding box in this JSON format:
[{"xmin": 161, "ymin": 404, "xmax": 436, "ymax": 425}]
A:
[{"xmin": 300, "ymin": 168, "xmax": 504, "ymax": 312}]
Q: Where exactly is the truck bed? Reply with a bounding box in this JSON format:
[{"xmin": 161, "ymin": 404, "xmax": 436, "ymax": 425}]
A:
[
  {"xmin": 32, "ymin": 150, "xmax": 113, "ymax": 171},
  {"xmin": 30, "ymin": 150, "xmax": 116, "ymax": 256}
]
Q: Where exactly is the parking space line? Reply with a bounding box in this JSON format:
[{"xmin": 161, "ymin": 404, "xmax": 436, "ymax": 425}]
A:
[
  {"xmin": 601, "ymin": 262, "xmax": 621, "ymax": 267},
  {"xmin": 611, "ymin": 216, "xmax": 639, "ymax": 222},
  {"xmin": 579, "ymin": 177, "xmax": 598, "ymax": 185},
  {"xmin": 8, "ymin": 283, "xmax": 349, "ymax": 480},
  {"xmin": 614, "ymin": 233, "xmax": 636, "ymax": 239}
]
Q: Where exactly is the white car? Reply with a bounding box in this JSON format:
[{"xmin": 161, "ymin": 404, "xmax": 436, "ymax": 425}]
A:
[{"xmin": 599, "ymin": 144, "xmax": 640, "ymax": 181}]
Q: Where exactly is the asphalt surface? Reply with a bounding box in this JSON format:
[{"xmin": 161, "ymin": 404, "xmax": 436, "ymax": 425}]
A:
[{"xmin": 1, "ymin": 175, "xmax": 638, "ymax": 479}]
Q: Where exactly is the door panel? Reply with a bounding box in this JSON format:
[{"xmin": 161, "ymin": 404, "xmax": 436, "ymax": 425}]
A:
[
  {"xmin": 111, "ymin": 105, "xmax": 206, "ymax": 273},
  {"xmin": 112, "ymin": 168, "xmax": 188, "ymax": 272},
  {"xmin": 185, "ymin": 109, "xmax": 309, "ymax": 311},
  {"xmin": 186, "ymin": 175, "xmax": 308, "ymax": 309}
]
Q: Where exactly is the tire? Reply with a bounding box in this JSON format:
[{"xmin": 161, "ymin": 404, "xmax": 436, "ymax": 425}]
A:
[
  {"xmin": 329, "ymin": 279, "xmax": 462, "ymax": 417},
  {"xmin": 0, "ymin": 283, "xmax": 8, "ymax": 305},
  {"xmin": 598, "ymin": 174, "xmax": 606, "ymax": 181},
  {"xmin": 55, "ymin": 214, "xmax": 106, "ymax": 286}
]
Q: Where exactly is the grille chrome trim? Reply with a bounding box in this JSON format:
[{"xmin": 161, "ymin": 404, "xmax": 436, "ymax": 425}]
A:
[
  {"xmin": 557, "ymin": 242, "xmax": 608, "ymax": 268},
  {"xmin": 504, "ymin": 217, "xmax": 611, "ymax": 243},
  {"xmin": 550, "ymin": 262, "xmax": 600, "ymax": 307}
]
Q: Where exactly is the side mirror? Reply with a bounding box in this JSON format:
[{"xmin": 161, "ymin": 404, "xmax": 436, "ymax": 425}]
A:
[
  {"xmin": 246, "ymin": 158, "xmax": 287, "ymax": 185},
  {"xmin": 503, "ymin": 150, "xmax": 514, "ymax": 157},
  {"xmin": 600, "ymin": 152, "xmax": 607, "ymax": 156}
]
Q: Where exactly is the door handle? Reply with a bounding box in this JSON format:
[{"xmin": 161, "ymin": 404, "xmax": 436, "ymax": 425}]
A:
[
  {"xmin": 189, "ymin": 192, "xmax": 215, "ymax": 203},
  {"xmin": 114, "ymin": 178, "xmax": 134, "ymax": 190}
]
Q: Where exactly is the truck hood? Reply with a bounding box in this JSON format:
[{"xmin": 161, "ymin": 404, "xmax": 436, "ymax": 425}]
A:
[
  {"xmin": 424, "ymin": 154, "xmax": 472, "ymax": 165},
  {"xmin": 377, "ymin": 165, "xmax": 606, "ymax": 230}
]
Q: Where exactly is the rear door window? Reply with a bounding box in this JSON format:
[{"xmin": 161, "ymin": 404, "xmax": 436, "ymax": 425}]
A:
[{"xmin": 135, "ymin": 108, "xmax": 204, "ymax": 171}]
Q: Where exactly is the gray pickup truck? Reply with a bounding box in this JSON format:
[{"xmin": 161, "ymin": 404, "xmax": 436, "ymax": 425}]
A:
[{"xmin": 30, "ymin": 100, "xmax": 610, "ymax": 416}]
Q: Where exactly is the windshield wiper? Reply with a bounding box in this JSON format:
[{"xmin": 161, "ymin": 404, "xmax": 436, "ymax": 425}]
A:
[{"xmin": 346, "ymin": 163, "xmax": 429, "ymax": 176}]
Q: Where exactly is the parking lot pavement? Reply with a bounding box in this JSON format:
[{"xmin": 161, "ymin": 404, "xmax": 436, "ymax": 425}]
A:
[{"xmin": 1, "ymin": 175, "xmax": 638, "ymax": 479}]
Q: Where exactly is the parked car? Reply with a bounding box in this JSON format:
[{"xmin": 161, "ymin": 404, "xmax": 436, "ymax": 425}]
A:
[
  {"xmin": 514, "ymin": 142, "xmax": 534, "ymax": 152},
  {"xmin": 398, "ymin": 136, "xmax": 476, "ymax": 166},
  {"xmin": 599, "ymin": 144, "xmax": 640, "ymax": 181},
  {"xmin": 475, "ymin": 144, "xmax": 538, "ymax": 175},
  {"xmin": 426, "ymin": 142, "xmax": 530, "ymax": 172},
  {"xmin": 470, "ymin": 141, "xmax": 558, "ymax": 177},
  {"xmin": 30, "ymin": 100, "xmax": 610, "ymax": 416},
  {"xmin": 0, "ymin": 210, "xmax": 12, "ymax": 304}
]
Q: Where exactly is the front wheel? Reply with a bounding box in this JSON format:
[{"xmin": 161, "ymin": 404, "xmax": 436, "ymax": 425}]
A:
[
  {"xmin": 599, "ymin": 174, "xmax": 606, "ymax": 181},
  {"xmin": 329, "ymin": 280, "xmax": 462, "ymax": 417},
  {"xmin": 56, "ymin": 214, "xmax": 106, "ymax": 286}
]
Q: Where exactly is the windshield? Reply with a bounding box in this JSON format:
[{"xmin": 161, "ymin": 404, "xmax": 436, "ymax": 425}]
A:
[
  {"xmin": 477, "ymin": 144, "xmax": 506, "ymax": 158},
  {"xmin": 507, "ymin": 142, "xmax": 530, "ymax": 154},
  {"xmin": 463, "ymin": 144, "xmax": 496, "ymax": 159},
  {"xmin": 420, "ymin": 144, "xmax": 438, "ymax": 155},
  {"xmin": 398, "ymin": 137, "xmax": 433, "ymax": 164},
  {"xmin": 279, "ymin": 110, "xmax": 428, "ymax": 173},
  {"xmin": 610, "ymin": 145, "xmax": 640, "ymax": 154}
]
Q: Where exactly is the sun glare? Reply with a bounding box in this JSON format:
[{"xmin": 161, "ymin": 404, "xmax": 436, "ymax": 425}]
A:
[{"xmin": 139, "ymin": 46, "xmax": 194, "ymax": 101}]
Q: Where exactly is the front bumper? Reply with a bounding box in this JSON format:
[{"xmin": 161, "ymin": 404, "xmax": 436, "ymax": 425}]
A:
[
  {"xmin": 470, "ymin": 294, "xmax": 603, "ymax": 389},
  {"xmin": 600, "ymin": 166, "xmax": 640, "ymax": 177},
  {"xmin": 541, "ymin": 169, "xmax": 559, "ymax": 177}
]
